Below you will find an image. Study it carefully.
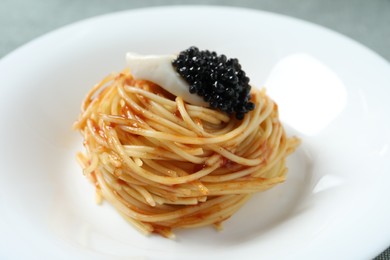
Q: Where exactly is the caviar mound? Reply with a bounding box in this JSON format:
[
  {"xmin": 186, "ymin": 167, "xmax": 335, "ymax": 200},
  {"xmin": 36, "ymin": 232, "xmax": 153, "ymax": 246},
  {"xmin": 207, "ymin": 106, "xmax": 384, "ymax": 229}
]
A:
[{"xmin": 172, "ymin": 47, "xmax": 255, "ymax": 119}]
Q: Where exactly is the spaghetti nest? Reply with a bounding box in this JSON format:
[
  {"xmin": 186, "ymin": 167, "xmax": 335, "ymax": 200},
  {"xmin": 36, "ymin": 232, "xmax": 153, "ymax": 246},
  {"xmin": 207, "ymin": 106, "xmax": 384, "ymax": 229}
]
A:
[{"xmin": 73, "ymin": 69, "xmax": 300, "ymax": 238}]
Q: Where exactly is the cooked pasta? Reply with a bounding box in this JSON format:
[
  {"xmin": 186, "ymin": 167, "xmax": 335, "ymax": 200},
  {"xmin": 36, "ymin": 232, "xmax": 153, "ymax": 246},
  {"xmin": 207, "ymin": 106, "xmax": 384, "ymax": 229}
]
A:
[{"xmin": 73, "ymin": 69, "xmax": 299, "ymax": 238}]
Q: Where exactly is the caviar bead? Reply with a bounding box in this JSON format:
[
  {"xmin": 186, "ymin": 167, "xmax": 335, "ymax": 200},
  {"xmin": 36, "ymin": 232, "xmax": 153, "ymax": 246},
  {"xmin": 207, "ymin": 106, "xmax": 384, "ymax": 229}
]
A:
[
  {"xmin": 172, "ymin": 47, "xmax": 255, "ymax": 119},
  {"xmin": 203, "ymin": 93, "xmax": 211, "ymax": 102},
  {"xmin": 246, "ymin": 102, "xmax": 255, "ymax": 111},
  {"xmin": 236, "ymin": 112, "xmax": 245, "ymax": 120},
  {"xmin": 189, "ymin": 85, "xmax": 197, "ymax": 93}
]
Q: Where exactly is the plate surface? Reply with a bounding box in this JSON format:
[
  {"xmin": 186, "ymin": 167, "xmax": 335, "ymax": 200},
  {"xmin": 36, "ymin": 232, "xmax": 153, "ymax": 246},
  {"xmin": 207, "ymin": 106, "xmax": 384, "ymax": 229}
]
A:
[{"xmin": 0, "ymin": 6, "xmax": 389, "ymax": 260}]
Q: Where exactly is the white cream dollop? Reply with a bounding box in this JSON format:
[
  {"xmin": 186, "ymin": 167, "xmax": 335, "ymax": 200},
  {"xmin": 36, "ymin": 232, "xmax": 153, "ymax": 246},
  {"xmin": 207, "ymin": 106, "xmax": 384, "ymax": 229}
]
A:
[{"xmin": 126, "ymin": 52, "xmax": 207, "ymax": 106}]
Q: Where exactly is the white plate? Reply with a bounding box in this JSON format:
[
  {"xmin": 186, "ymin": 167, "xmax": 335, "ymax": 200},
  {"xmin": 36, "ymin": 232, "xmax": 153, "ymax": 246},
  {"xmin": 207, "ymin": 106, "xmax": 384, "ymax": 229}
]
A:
[{"xmin": 1, "ymin": 6, "xmax": 389, "ymax": 260}]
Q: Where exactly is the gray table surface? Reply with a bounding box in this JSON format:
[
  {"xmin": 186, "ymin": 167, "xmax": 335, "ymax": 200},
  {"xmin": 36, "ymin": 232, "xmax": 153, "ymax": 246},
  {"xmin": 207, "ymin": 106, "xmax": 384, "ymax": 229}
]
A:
[{"xmin": 1, "ymin": 0, "xmax": 389, "ymax": 259}]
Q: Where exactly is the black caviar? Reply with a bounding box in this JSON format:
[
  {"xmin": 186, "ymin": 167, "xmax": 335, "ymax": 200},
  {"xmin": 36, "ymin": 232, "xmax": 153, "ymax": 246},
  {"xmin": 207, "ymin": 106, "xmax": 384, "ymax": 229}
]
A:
[{"xmin": 172, "ymin": 46, "xmax": 255, "ymax": 120}]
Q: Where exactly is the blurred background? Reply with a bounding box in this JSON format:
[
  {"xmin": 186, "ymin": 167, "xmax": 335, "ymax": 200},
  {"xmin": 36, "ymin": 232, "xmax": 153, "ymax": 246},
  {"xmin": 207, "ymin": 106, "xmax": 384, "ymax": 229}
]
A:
[
  {"xmin": 1, "ymin": 0, "xmax": 390, "ymax": 62},
  {"xmin": 0, "ymin": 0, "xmax": 389, "ymax": 259}
]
